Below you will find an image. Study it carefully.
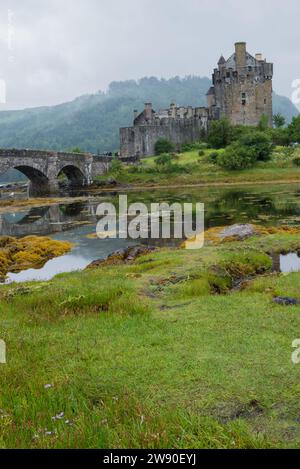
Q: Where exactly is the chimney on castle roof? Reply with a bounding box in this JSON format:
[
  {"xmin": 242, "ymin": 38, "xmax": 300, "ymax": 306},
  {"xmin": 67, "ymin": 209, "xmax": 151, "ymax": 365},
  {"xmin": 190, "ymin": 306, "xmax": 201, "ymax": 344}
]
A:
[
  {"xmin": 255, "ymin": 53, "xmax": 263, "ymax": 61},
  {"xmin": 144, "ymin": 103, "xmax": 153, "ymax": 120},
  {"xmin": 170, "ymin": 102, "xmax": 176, "ymax": 118},
  {"xmin": 235, "ymin": 42, "xmax": 246, "ymax": 68}
]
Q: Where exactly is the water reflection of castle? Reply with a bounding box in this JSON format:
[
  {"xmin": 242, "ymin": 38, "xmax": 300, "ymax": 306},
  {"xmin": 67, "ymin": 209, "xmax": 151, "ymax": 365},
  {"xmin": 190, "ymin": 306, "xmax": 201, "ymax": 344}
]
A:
[
  {"xmin": 0, "ymin": 203, "xmax": 187, "ymax": 247},
  {"xmin": 0, "ymin": 203, "xmax": 97, "ymax": 237}
]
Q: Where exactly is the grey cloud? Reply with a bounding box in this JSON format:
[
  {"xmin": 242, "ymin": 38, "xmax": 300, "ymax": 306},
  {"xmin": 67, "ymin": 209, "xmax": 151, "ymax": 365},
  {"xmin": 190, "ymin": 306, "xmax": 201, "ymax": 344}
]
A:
[{"xmin": 0, "ymin": 0, "xmax": 299, "ymax": 110}]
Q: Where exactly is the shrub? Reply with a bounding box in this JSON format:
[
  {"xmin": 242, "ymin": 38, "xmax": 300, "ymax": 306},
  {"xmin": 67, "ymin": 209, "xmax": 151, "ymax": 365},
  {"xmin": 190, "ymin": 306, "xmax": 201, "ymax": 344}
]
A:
[
  {"xmin": 110, "ymin": 158, "xmax": 123, "ymax": 175},
  {"xmin": 198, "ymin": 150, "xmax": 205, "ymax": 157},
  {"xmin": 180, "ymin": 142, "xmax": 206, "ymax": 152},
  {"xmin": 281, "ymin": 146, "xmax": 295, "ymax": 159},
  {"xmin": 207, "ymin": 118, "xmax": 233, "ymax": 148},
  {"xmin": 171, "ymin": 153, "xmax": 180, "ymax": 161},
  {"xmin": 239, "ymin": 131, "xmax": 273, "ymax": 161},
  {"xmin": 154, "ymin": 139, "xmax": 174, "ymax": 155},
  {"xmin": 217, "ymin": 143, "xmax": 257, "ymax": 170},
  {"xmin": 271, "ymin": 128, "xmax": 291, "ymax": 146},
  {"xmin": 181, "ymin": 143, "xmax": 193, "ymax": 152},
  {"xmin": 128, "ymin": 165, "xmax": 141, "ymax": 174},
  {"xmin": 155, "ymin": 153, "xmax": 173, "ymax": 166},
  {"xmin": 257, "ymin": 114, "xmax": 269, "ymax": 132},
  {"xmin": 163, "ymin": 164, "xmax": 186, "ymax": 174},
  {"xmin": 293, "ymin": 157, "xmax": 300, "ymax": 166},
  {"xmin": 208, "ymin": 151, "xmax": 219, "ymax": 164},
  {"xmin": 154, "ymin": 153, "xmax": 187, "ymax": 173}
]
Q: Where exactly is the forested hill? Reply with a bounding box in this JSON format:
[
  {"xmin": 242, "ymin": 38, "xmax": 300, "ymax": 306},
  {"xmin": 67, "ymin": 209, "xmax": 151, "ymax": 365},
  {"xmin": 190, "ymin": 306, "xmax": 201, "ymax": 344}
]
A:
[{"xmin": 0, "ymin": 76, "xmax": 298, "ymax": 154}]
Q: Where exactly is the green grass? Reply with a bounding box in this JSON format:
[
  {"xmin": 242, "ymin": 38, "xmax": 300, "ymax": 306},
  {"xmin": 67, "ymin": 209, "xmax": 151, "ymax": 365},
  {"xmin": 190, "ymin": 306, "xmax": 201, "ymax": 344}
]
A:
[
  {"xmin": 1, "ymin": 231, "xmax": 300, "ymax": 448},
  {"xmin": 98, "ymin": 146, "xmax": 300, "ymax": 188}
]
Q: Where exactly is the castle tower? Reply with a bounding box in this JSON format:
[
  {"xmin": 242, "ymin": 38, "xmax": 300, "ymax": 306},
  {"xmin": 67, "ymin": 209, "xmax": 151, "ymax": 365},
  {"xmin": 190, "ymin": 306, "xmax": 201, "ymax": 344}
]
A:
[{"xmin": 207, "ymin": 42, "xmax": 273, "ymax": 126}]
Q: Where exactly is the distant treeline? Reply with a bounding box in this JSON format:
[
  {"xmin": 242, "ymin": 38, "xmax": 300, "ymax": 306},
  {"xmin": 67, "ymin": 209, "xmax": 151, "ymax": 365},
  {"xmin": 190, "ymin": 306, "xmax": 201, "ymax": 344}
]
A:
[{"xmin": 0, "ymin": 76, "xmax": 297, "ymax": 158}]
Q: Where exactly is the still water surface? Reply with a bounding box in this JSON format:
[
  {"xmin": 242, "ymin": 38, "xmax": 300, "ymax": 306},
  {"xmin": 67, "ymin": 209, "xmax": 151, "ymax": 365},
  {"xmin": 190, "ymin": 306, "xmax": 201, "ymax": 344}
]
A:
[{"xmin": 1, "ymin": 183, "xmax": 300, "ymax": 283}]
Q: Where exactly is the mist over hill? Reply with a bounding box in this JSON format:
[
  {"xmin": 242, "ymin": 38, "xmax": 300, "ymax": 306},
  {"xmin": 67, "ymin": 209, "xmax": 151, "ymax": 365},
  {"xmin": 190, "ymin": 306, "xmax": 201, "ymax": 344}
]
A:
[{"xmin": 0, "ymin": 76, "xmax": 298, "ymax": 159}]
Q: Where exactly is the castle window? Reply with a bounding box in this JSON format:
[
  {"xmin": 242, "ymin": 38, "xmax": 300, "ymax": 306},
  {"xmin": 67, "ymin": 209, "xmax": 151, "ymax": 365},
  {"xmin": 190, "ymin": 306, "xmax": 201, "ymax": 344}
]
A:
[
  {"xmin": 248, "ymin": 66, "xmax": 252, "ymax": 71},
  {"xmin": 264, "ymin": 98, "xmax": 267, "ymax": 104},
  {"xmin": 241, "ymin": 92, "xmax": 247, "ymax": 106}
]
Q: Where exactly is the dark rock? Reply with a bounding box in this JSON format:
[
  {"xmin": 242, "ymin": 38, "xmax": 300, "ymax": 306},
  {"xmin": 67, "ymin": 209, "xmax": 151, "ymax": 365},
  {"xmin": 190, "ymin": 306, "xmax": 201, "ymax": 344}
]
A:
[
  {"xmin": 107, "ymin": 177, "xmax": 118, "ymax": 186},
  {"xmin": 86, "ymin": 245, "xmax": 157, "ymax": 269},
  {"xmin": 92, "ymin": 178, "xmax": 118, "ymax": 188},
  {"xmin": 273, "ymin": 296, "xmax": 300, "ymax": 306}
]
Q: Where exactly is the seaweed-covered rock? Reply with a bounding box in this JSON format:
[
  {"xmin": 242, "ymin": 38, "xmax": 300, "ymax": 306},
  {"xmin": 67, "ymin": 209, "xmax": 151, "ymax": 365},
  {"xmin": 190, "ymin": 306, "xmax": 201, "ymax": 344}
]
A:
[
  {"xmin": 87, "ymin": 245, "xmax": 156, "ymax": 269},
  {"xmin": 0, "ymin": 235, "xmax": 72, "ymax": 281}
]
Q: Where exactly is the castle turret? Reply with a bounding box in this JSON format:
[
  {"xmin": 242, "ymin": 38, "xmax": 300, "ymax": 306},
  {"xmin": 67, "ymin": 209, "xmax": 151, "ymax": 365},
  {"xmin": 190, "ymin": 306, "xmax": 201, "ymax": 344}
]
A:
[{"xmin": 218, "ymin": 55, "xmax": 226, "ymax": 69}]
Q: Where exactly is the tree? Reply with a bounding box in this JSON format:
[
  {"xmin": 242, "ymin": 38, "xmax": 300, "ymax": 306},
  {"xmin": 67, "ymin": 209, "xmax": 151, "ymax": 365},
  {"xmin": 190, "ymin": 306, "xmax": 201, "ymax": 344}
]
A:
[
  {"xmin": 207, "ymin": 118, "xmax": 233, "ymax": 148},
  {"xmin": 257, "ymin": 114, "xmax": 269, "ymax": 132},
  {"xmin": 239, "ymin": 131, "xmax": 273, "ymax": 161},
  {"xmin": 217, "ymin": 143, "xmax": 257, "ymax": 170},
  {"xmin": 69, "ymin": 147, "xmax": 83, "ymax": 153},
  {"xmin": 288, "ymin": 115, "xmax": 300, "ymax": 143},
  {"xmin": 154, "ymin": 139, "xmax": 175, "ymax": 155},
  {"xmin": 273, "ymin": 113, "xmax": 286, "ymax": 128}
]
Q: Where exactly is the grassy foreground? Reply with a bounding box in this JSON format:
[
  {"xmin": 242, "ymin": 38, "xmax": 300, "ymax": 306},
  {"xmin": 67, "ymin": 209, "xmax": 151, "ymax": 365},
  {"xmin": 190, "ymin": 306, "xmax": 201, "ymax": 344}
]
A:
[
  {"xmin": 98, "ymin": 146, "xmax": 300, "ymax": 188},
  {"xmin": 1, "ymin": 230, "xmax": 300, "ymax": 448}
]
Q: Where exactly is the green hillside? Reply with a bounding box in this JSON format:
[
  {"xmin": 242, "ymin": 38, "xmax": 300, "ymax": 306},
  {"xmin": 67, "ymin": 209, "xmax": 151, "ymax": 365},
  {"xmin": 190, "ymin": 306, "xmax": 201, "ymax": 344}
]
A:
[{"xmin": 0, "ymin": 76, "xmax": 297, "ymax": 156}]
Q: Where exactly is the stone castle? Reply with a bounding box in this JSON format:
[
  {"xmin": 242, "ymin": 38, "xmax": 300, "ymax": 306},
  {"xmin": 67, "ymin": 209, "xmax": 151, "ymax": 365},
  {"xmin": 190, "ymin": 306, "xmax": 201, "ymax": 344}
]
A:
[{"xmin": 120, "ymin": 42, "xmax": 273, "ymax": 159}]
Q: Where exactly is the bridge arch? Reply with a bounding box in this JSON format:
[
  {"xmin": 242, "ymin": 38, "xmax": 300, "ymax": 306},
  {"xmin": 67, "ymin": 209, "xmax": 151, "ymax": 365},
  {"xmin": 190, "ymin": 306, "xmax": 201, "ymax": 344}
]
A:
[
  {"xmin": 15, "ymin": 165, "xmax": 50, "ymax": 195},
  {"xmin": 6, "ymin": 165, "xmax": 50, "ymax": 196},
  {"xmin": 57, "ymin": 164, "xmax": 87, "ymax": 188}
]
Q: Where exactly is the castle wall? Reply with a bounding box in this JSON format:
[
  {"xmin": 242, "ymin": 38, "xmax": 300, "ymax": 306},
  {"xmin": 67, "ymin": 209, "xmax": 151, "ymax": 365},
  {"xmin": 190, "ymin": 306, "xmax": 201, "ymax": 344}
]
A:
[{"xmin": 120, "ymin": 109, "xmax": 208, "ymax": 159}]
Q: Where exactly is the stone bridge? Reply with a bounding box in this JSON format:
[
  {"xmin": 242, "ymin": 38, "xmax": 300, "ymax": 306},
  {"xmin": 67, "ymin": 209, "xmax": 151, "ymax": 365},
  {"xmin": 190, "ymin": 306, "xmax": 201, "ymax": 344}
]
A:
[{"xmin": 0, "ymin": 149, "xmax": 112, "ymax": 195}]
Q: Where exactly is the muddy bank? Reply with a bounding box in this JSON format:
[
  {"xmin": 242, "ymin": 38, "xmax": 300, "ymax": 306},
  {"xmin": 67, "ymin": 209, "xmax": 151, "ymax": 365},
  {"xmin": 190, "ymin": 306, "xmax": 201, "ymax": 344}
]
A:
[{"xmin": 0, "ymin": 196, "xmax": 92, "ymax": 214}]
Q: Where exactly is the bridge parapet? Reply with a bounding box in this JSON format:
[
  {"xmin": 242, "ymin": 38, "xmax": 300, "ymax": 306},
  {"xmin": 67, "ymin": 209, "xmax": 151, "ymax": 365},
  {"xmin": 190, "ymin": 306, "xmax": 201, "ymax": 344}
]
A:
[
  {"xmin": 0, "ymin": 148, "xmax": 57, "ymax": 158},
  {"xmin": 0, "ymin": 148, "xmax": 112, "ymax": 195}
]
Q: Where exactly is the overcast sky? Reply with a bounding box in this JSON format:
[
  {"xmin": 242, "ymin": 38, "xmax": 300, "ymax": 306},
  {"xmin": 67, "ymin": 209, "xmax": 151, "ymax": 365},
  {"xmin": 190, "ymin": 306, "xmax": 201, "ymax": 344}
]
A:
[{"xmin": 0, "ymin": 0, "xmax": 299, "ymax": 110}]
